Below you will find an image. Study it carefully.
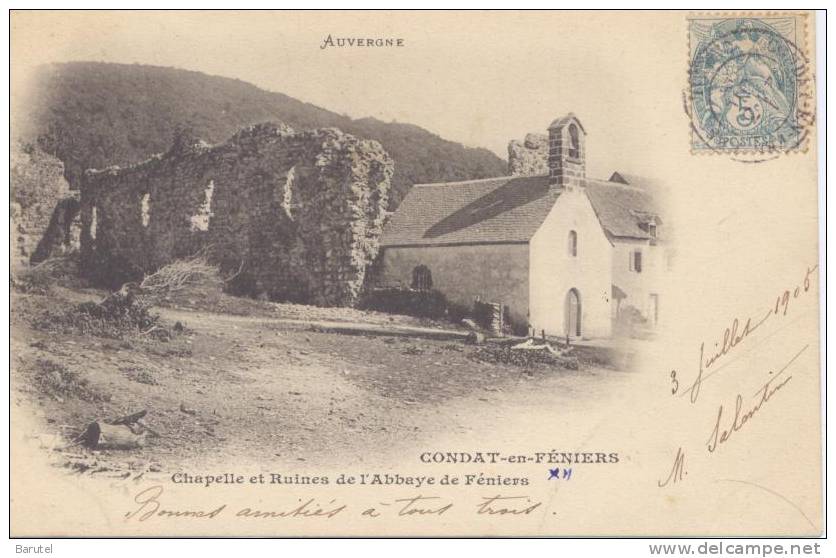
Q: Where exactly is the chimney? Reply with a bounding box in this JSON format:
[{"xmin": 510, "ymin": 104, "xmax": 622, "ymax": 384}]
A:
[{"xmin": 547, "ymin": 114, "xmax": 586, "ymax": 190}]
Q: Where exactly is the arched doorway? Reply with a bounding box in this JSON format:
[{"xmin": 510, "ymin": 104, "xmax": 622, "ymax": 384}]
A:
[{"xmin": 564, "ymin": 288, "xmax": 581, "ymax": 337}]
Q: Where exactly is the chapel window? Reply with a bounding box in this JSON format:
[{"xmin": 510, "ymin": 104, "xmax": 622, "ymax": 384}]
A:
[
  {"xmin": 568, "ymin": 230, "xmax": 578, "ymax": 257},
  {"xmin": 568, "ymin": 124, "xmax": 580, "ymax": 159},
  {"xmin": 412, "ymin": 265, "xmax": 433, "ymax": 291}
]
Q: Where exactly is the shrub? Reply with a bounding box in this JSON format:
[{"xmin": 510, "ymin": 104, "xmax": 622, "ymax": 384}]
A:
[
  {"xmin": 13, "ymin": 269, "xmax": 54, "ymax": 295},
  {"xmin": 12, "ymin": 255, "xmax": 82, "ymax": 294},
  {"xmin": 358, "ymin": 287, "xmax": 449, "ymax": 319},
  {"xmin": 504, "ymin": 307, "xmax": 530, "ymax": 337},
  {"xmin": 33, "ymin": 358, "xmax": 110, "ymax": 402},
  {"xmin": 34, "ymin": 289, "xmax": 160, "ymax": 339},
  {"xmin": 446, "ymin": 301, "xmax": 471, "ymax": 324}
]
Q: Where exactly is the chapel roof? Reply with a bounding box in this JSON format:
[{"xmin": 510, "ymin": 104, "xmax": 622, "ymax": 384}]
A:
[{"xmin": 379, "ymin": 173, "xmax": 662, "ymax": 247}]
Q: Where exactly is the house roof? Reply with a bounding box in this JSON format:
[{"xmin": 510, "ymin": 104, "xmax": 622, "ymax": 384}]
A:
[
  {"xmin": 608, "ymin": 171, "xmax": 663, "ymax": 192},
  {"xmin": 585, "ymin": 179, "xmax": 660, "ymax": 240},
  {"xmin": 380, "ymin": 173, "xmax": 661, "ymax": 247}
]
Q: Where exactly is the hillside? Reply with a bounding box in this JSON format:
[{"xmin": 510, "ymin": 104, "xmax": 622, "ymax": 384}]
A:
[{"xmin": 20, "ymin": 62, "xmax": 506, "ymax": 209}]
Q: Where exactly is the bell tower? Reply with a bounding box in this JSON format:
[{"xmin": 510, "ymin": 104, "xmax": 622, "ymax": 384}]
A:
[{"xmin": 547, "ymin": 114, "xmax": 586, "ymax": 191}]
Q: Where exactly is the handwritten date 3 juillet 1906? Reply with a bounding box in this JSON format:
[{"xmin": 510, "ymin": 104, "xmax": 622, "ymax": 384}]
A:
[{"xmin": 659, "ymin": 264, "xmax": 817, "ymax": 488}]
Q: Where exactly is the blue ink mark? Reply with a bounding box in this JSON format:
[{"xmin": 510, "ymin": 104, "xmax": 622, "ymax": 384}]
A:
[{"xmin": 548, "ymin": 468, "xmax": 559, "ymax": 480}]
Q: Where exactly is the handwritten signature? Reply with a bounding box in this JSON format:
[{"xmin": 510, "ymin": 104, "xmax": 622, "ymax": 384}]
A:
[{"xmin": 706, "ymin": 345, "xmax": 806, "ymax": 453}]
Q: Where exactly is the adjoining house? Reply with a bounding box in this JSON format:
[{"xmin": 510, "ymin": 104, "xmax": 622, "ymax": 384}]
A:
[{"xmin": 376, "ymin": 114, "xmax": 668, "ymax": 339}]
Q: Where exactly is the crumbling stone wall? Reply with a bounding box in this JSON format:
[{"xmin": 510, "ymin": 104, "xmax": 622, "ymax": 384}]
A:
[
  {"xmin": 507, "ymin": 133, "xmax": 549, "ymax": 176},
  {"xmin": 31, "ymin": 196, "xmax": 81, "ymax": 264},
  {"xmin": 79, "ymin": 122, "xmax": 394, "ymax": 306},
  {"xmin": 11, "ymin": 145, "xmax": 80, "ymax": 270}
]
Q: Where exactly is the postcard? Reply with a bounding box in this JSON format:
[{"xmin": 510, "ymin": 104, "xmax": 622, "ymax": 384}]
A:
[{"xmin": 9, "ymin": 10, "xmax": 823, "ymax": 537}]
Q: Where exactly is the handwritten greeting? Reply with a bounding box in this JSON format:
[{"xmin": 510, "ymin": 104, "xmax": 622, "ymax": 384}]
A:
[{"xmin": 124, "ymin": 485, "xmax": 543, "ymax": 523}]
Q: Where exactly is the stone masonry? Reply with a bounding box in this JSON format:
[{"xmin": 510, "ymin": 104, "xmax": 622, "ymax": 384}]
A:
[
  {"xmin": 507, "ymin": 133, "xmax": 549, "ymax": 177},
  {"xmin": 79, "ymin": 123, "xmax": 394, "ymax": 306},
  {"xmin": 11, "ymin": 145, "xmax": 80, "ymax": 270},
  {"xmin": 507, "ymin": 115, "xmax": 587, "ymax": 191},
  {"xmin": 547, "ymin": 115, "xmax": 586, "ymax": 190}
]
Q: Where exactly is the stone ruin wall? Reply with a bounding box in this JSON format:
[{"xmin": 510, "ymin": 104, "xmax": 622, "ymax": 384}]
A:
[
  {"xmin": 79, "ymin": 123, "xmax": 394, "ymax": 306},
  {"xmin": 507, "ymin": 133, "xmax": 549, "ymax": 177},
  {"xmin": 11, "ymin": 146, "xmax": 80, "ymax": 270}
]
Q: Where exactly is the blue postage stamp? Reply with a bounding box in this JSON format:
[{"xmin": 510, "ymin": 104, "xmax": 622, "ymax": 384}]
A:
[{"xmin": 688, "ymin": 15, "xmax": 811, "ymax": 154}]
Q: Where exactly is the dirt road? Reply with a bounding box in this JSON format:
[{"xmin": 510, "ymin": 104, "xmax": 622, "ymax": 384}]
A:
[{"xmin": 12, "ymin": 290, "xmax": 639, "ymax": 474}]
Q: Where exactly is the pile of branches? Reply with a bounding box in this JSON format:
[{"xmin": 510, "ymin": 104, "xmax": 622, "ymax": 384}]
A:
[
  {"xmin": 138, "ymin": 253, "xmax": 221, "ymax": 302},
  {"xmin": 35, "ymin": 254, "xmax": 219, "ymax": 340},
  {"xmin": 469, "ymin": 341, "xmax": 579, "ymax": 370}
]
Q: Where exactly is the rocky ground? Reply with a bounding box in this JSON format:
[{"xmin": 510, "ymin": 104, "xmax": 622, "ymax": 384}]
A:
[{"xmin": 11, "ymin": 282, "xmax": 633, "ymax": 479}]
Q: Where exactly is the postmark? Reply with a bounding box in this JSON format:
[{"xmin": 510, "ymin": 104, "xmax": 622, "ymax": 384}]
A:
[{"xmin": 687, "ymin": 14, "xmax": 814, "ymax": 158}]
